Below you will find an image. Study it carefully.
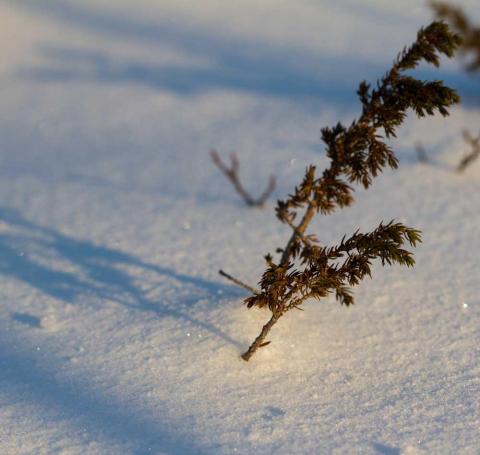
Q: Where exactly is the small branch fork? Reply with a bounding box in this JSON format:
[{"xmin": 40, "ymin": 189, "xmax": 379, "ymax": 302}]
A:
[
  {"xmin": 211, "ymin": 149, "xmax": 276, "ymax": 207},
  {"xmin": 458, "ymin": 130, "xmax": 480, "ymax": 172}
]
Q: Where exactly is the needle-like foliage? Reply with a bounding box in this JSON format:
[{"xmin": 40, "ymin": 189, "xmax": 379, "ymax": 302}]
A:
[
  {"xmin": 431, "ymin": 1, "xmax": 480, "ymax": 72},
  {"xmin": 220, "ymin": 22, "xmax": 461, "ymax": 361}
]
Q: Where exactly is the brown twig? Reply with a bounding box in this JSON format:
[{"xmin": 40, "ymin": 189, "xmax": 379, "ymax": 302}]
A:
[
  {"xmin": 211, "ymin": 149, "xmax": 276, "ymax": 207},
  {"xmin": 457, "ymin": 130, "xmax": 480, "ymax": 172},
  {"xmin": 218, "ymin": 269, "xmax": 258, "ymax": 294}
]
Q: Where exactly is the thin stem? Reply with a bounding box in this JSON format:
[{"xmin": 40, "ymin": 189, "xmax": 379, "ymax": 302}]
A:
[
  {"xmin": 219, "ymin": 269, "xmax": 258, "ymax": 294},
  {"xmin": 256, "ymin": 175, "xmax": 277, "ymax": 206},
  {"xmin": 211, "ymin": 149, "xmax": 276, "ymax": 207},
  {"xmin": 280, "ymin": 203, "xmax": 316, "ymax": 265}
]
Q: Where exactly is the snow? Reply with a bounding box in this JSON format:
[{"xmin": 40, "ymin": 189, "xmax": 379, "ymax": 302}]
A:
[{"xmin": 0, "ymin": 1, "xmax": 479, "ymax": 454}]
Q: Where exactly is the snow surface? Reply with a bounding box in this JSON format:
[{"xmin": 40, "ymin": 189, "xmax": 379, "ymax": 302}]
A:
[{"xmin": 0, "ymin": 1, "xmax": 479, "ymax": 454}]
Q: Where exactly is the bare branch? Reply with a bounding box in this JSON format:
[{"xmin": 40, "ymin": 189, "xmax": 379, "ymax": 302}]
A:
[
  {"xmin": 458, "ymin": 130, "xmax": 480, "ymax": 172},
  {"xmin": 211, "ymin": 149, "xmax": 276, "ymax": 207}
]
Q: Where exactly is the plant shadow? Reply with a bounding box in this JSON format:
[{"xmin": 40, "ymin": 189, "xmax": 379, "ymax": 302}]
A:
[
  {"xmin": 0, "ymin": 206, "xmax": 244, "ymax": 348},
  {"xmin": 0, "ymin": 336, "xmax": 207, "ymax": 454},
  {"xmin": 372, "ymin": 442, "xmax": 401, "ymax": 455},
  {"xmin": 9, "ymin": 0, "xmax": 364, "ymax": 104},
  {"xmin": 11, "ymin": 312, "xmax": 41, "ymax": 328},
  {"xmin": 0, "ymin": 206, "xmax": 242, "ymax": 452},
  {"xmin": 8, "ymin": 0, "xmax": 478, "ymax": 108}
]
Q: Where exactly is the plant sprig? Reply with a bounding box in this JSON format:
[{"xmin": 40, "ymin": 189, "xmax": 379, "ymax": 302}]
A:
[{"xmin": 220, "ymin": 22, "xmax": 461, "ymax": 361}]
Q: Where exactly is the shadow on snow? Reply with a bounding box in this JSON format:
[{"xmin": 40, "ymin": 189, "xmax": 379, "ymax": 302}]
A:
[
  {"xmin": 0, "ymin": 205, "xmax": 244, "ymax": 451},
  {"xmin": 9, "ymin": 0, "xmax": 479, "ymax": 106},
  {"xmin": 0, "ymin": 206, "xmax": 244, "ymax": 348},
  {"xmin": 0, "ymin": 338, "xmax": 207, "ymax": 454}
]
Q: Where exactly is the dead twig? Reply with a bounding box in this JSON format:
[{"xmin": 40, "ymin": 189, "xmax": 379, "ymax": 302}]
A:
[
  {"xmin": 218, "ymin": 269, "xmax": 258, "ymax": 294},
  {"xmin": 458, "ymin": 130, "xmax": 480, "ymax": 172},
  {"xmin": 211, "ymin": 149, "xmax": 276, "ymax": 207}
]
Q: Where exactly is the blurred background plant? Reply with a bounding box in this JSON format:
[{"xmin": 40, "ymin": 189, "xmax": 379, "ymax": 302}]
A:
[{"xmin": 431, "ymin": 1, "xmax": 480, "ymax": 72}]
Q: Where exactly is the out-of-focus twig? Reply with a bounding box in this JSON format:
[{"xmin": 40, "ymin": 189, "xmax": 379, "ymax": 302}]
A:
[
  {"xmin": 458, "ymin": 130, "xmax": 480, "ymax": 172},
  {"xmin": 431, "ymin": 1, "xmax": 480, "ymax": 72},
  {"xmin": 211, "ymin": 149, "xmax": 276, "ymax": 207}
]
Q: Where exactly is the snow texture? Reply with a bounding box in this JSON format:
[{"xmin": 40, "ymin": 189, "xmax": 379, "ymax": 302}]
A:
[{"xmin": 0, "ymin": 1, "xmax": 479, "ymax": 454}]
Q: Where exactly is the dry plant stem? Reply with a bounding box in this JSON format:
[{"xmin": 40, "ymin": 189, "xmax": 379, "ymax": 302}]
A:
[
  {"xmin": 211, "ymin": 149, "xmax": 276, "ymax": 207},
  {"xmin": 280, "ymin": 203, "xmax": 316, "ymax": 265},
  {"xmin": 457, "ymin": 130, "xmax": 480, "ymax": 172},
  {"xmin": 218, "ymin": 269, "xmax": 258, "ymax": 294}
]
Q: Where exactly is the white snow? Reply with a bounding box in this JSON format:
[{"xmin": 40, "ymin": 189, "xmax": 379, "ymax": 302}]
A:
[{"xmin": 0, "ymin": 1, "xmax": 479, "ymax": 454}]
